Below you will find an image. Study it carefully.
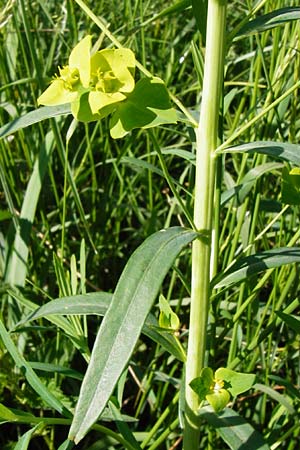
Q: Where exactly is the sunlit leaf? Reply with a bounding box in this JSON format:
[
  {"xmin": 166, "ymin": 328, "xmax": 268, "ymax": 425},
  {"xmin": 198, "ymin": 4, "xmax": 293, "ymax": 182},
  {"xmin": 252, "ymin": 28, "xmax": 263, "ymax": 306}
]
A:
[
  {"xmin": 215, "ymin": 368, "xmax": 256, "ymax": 397},
  {"xmin": 206, "ymin": 389, "xmax": 230, "ymax": 413},
  {"xmin": 158, "ymin": 294, "xmax": 180, "ymax": 331},
  {"xmin": 110, "ymin": 77, "xmax": 177, "ymax": 138},
  {"xmin": 68, "ymin": 227, "xmax": 197, "ymax": 444}
]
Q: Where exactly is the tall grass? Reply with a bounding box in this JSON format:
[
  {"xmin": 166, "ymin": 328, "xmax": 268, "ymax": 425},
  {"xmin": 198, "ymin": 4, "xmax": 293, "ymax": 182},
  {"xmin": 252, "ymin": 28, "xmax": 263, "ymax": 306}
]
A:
[{"xmin": 0, "ymin": 0, "xmax": 300, "ymax": 449}]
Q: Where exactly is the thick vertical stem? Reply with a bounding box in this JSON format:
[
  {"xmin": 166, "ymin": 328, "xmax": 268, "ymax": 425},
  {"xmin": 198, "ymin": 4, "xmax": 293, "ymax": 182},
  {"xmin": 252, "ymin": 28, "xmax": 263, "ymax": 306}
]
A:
[{"xmin": 184, "ymin": 1, "xmax": 227, "ymax": 448}]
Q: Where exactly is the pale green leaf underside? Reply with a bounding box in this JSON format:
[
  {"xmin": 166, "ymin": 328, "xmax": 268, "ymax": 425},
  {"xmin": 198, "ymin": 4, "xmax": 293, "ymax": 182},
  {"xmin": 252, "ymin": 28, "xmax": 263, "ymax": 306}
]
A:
[
  {"xmin": 68, "ymin": 227, "xmax": 197, "ymax": 443},
  {"xmin": 23, "ymin": 292, "xmax": 186, "ymax": 362}
]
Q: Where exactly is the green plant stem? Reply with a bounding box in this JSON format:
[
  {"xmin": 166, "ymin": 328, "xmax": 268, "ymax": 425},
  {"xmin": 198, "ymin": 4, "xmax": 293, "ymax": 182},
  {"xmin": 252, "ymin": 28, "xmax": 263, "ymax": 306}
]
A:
[{"xmin": 183, "ymin": 1, "xmax": 227, "ymax": 448}]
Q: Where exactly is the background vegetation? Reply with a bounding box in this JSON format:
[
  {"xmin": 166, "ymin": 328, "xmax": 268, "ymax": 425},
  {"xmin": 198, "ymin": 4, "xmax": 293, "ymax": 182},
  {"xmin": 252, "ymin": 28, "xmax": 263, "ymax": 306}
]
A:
[{"xmin": 0, "ymin": 0, "xmax": 299, "ymax": 448}]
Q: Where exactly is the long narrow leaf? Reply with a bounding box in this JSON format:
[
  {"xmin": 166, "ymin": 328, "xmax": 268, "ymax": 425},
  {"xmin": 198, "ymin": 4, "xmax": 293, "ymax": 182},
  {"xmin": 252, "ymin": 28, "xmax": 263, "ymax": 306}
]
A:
[
  {"xmin": 237, "ymin": 7, "xmax": 300, "ymax": 37},
  {"xmin": 68, "ymin": 227, "xmax": 197, "ymax": 443},
  {"xmin": 212, "ymin": 247, "xmax": 300, "ymax": 289},
  {"xmin": 254, "ymin": 383, "xmax": 294, "ymax": 415},
  {"xmin": 222, "ymin": 141, "xmax": 300, "ymax": 165},
  {"xmin": 0, "ymin": 105, "xmax": 71, "ymax": 140},
  {"xmin": 23, "ymin": 292, "xmax": 186, "ymax": 362}
]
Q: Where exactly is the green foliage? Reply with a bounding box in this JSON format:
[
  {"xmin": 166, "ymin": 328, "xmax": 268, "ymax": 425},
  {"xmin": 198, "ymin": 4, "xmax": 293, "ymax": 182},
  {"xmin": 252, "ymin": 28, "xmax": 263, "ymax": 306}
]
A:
[
  {"xmin": 68, "ymin": 227, "xmax": 197, "ymax": 443},
  {"xmin": 281, "ymin": 167, "xmax": 300, "ymax": 204},
  {"xmin": 190, "ymin": 367, "xmax": 255, "ymax": 412},
  {"xmin": 158, "ymin": 294, "xmax": 180, "ymax": 331}
]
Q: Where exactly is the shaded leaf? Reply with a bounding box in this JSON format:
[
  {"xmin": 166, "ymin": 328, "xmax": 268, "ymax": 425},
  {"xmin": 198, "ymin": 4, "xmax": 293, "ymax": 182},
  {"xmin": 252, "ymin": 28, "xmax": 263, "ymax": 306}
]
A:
[
  {"xmin": 191, "ymin": 0, "xmax": 208, "ymax": 42},
  {"xmin": 5, "ymin": 132, "xmax": 54, "ymax": 289},
  {"xmin": 68, "ymin": 227, "xmax": 197, "ymax": 443},
  {"xmin": 140, "ymin": 0, "xmax": 191, "ymax": 27},
  {"xmin": 109, "ymin": 402, "xmax": 141, "ymax": 450},
  {"xmin": 190, "ymin": 367, "xmax": 214, "ymax": 400},
  {"xmin": 13, "ymin": 424, "xmax": 41, "ymax": 450},
  {"xmin": 0, "ymin": 403, "xmax": 18, "ymax": 423},
  {"xmin": 29, "ymin": 362, "xmax": 84, "ymax": 381},
  {"xmin": 221, "ymin": 162, "xmax": 282, "ymax": 206},
  {"xmin": 254, "ymin": 383, "xmax": 294, "ymax": 415},
  {"xmin": 281, "ymin": 167, "xmax": 300, "ymax": 205},
  {"xmin": 276, "ymin": 311, "xmax": 300, "ymax": 334},
  {"xmin": 199, "ymin": 406, "xmax": 270, "ymax": 450}
]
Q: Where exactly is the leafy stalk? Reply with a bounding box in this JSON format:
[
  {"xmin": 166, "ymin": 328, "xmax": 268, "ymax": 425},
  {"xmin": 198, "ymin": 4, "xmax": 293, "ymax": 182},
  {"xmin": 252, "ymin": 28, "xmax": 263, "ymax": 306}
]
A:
[{"xmin": 184, "ymin": 0, "xmax": 227, "ymax": 447}]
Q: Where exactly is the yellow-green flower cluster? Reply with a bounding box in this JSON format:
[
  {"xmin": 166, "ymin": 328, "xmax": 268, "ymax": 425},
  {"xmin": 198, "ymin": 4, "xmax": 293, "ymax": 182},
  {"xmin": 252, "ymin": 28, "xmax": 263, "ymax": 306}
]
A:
[{"xmin": 38, "ymin": 36, "xmax": 135, "ymax": 122}]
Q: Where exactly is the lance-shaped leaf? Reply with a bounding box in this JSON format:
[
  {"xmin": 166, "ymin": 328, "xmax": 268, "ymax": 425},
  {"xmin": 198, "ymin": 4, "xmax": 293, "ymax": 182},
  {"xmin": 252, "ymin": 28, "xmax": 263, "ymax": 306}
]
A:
[
  {"xmin": 68, "ymin": 227, "xmax": 197, "ymax": 443},
  {"xmin": 0, "ymin": 105, "xmax": 71, "ymax": 140},
  {"xmin": 21, "ymin": 292, "xmax": 186, "ymax": 362},
  {"xmin": 212, "ymin": 247, "xmax": 300, "ymax": 289},
  {"xmin": 221, "ymin": 141, "xmax": 300, "ymax": 165},
  {"xmin": 237, "ymin": 7, "xmax": 300, "ymax": 37}
]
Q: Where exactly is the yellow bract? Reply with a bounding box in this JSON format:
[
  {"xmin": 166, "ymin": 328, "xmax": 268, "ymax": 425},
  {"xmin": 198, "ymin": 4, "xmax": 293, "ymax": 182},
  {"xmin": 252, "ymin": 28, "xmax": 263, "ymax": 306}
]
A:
[{"xmin": 37, "ymin": 36, "xmax": 136, "ymax": 121}]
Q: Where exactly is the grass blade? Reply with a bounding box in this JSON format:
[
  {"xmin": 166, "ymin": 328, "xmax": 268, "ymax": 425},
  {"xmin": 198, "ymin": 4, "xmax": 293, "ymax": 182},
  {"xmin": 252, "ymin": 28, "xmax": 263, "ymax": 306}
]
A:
[
  {"xmin": 5, "ymin": 131, "xmax": 54, "ymax": 288},
  {"xmin": 68, "ymin": 227, "xmax": 197, "ymax": 443}
]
